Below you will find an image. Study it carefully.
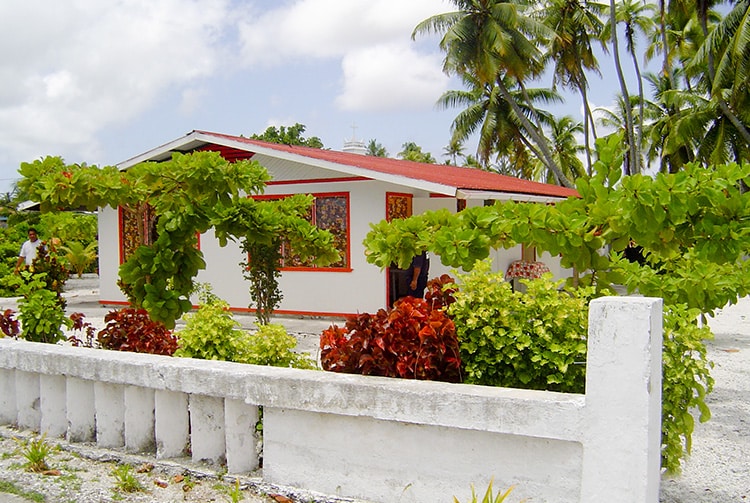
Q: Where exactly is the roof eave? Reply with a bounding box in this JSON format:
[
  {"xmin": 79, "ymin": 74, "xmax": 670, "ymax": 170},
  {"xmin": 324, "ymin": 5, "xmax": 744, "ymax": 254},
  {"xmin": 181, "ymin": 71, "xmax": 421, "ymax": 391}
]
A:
[{"xmin": 456, "ymin": 189, "xmax": 570, "ymax": 204}]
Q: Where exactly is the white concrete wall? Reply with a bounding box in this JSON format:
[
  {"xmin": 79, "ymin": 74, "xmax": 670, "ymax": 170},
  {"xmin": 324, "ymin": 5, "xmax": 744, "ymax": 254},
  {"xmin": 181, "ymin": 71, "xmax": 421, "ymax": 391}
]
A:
[{"xmin": 0, "ymin": 296, "xmax": 663, "ymax": 503}]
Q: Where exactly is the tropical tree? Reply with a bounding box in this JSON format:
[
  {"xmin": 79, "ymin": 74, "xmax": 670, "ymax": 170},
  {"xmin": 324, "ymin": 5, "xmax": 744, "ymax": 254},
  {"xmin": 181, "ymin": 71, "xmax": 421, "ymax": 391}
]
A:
[
  {"xmin": 398, "ymin": 142, "xmax": 437, "ymax": 163},
  {"xmin": 250, "ymin": 123, "xmax": 324, "ymax": 148},
  {"xmin": 691, "ymin": 0, "xmax": 750, "ymax": 146},
  {"xmin": 413, "ymin": 0, "xmax": 575, "ymax": 188},
  {"xmin": 601, "ymin": 0, "xmax": 656, "ymax": 173},
  {"xmin": 59, "ymin": 241, "xmax": 98, "ymax": 278},
  {"xmin": 366, "ymin": 139, "xmax": 388, "ymax": 157},
  {"xmin": 443, "ymin": 138, "xmax": 465, "ymax": 165},
  {"xmin": 546, "ymin": 115, "xmax": 587, "ymax": 182},
  {"xmin": 541, "ymin": 0, "xmax": 606, "ymax": 172},
  {"xmin": 438, "ymin": 72, "xmax": 561, "ymax": 175}
]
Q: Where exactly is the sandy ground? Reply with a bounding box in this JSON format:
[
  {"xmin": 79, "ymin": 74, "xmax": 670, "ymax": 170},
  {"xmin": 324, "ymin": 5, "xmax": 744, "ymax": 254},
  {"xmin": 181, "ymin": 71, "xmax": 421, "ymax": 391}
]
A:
[{"xmin": 0, "ymin": 275, "xmax": 748, "ymax": 501}]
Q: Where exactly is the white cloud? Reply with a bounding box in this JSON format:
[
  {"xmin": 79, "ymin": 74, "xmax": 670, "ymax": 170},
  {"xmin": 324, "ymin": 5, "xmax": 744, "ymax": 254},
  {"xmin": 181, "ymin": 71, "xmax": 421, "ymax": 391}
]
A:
[
  {"xmin": 336, "ymin": 44, "xmax": 448, "ymax": 111},
  {"xmin": 237, "ymin": 0, "xmax": 453, "ymax": 112},
  {"xmin": 0, "ymin": 0, "xmax": 232, "ymax": 166},
  {"xmin": 237, "ymin": 0, "xmax": 452, "ymax": 64}
]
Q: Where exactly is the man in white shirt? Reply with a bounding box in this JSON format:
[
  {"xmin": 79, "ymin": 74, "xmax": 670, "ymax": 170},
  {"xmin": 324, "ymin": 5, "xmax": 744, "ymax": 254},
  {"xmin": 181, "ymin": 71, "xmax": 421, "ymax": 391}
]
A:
[{"xmin": 15, "ymin": 228, "xmax": 43, "ymax": 273}]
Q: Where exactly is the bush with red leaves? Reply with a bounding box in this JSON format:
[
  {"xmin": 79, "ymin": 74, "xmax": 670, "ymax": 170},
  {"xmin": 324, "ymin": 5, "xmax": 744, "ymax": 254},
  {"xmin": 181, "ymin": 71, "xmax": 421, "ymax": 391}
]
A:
[
  {"xmin": 320, "ymin": 295, "xmax": 461, "ymax": 383},
  {"xmin": 0, "ymin": 309, "xmax": 20, "ymax": 338},
  {"xmin": 97, "ymin": 308, "xmax": 177, "ymax": 356}
]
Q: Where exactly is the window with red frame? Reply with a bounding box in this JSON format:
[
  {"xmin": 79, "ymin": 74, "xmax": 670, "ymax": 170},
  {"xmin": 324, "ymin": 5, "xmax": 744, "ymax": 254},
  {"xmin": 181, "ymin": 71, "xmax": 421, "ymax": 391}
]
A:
[
  {"xmin": 263, "ymin": 192, "xmax": 351, "ymax": 270},
  {"xmin": 118, "ymin": 203, "xmax": 200, "ymax": 264},
  {"xmin": 119, "ymin": 203, "xmax": 157, "ymax": 264}
]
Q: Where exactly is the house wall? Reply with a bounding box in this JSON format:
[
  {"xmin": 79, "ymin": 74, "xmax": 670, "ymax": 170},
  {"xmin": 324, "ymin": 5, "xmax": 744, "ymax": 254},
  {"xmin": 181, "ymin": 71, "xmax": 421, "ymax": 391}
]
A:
[
  {"xmin": 0, "ymin": 296, "xmax": 663, "ymax": 503},
  {"xmin": 97, "ymin": 184, "xmax": 571, "ymax": 315}
]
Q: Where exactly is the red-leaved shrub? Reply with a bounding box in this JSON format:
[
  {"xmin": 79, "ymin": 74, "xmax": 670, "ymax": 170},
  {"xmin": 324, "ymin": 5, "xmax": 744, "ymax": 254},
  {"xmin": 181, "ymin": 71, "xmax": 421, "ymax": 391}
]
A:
[
  {"xmin": 98, "ymin": 308, "xmax": 177, "ymax": 356},
  {"xmin": 0, "ymin": 309, "xmax": 20, "ymax": 338},
  {"xmin": 320, "ymin": 295, "xmax": 461, "ymax": 382}
]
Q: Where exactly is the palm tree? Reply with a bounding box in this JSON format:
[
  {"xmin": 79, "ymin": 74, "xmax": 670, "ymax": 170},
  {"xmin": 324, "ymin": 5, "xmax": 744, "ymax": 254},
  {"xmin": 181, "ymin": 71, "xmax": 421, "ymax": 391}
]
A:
[
  {"xmin": 604, "ymin": 0, "xmax": 639, "ymax": 175},
  {"xmin": 413, "ymin": 0, "xmax": 575, "ymax": 188},
  {"xmin": 642, "ymin": 71, "xmax": 696, "ymax": 173},
  {"xmin": 398, "ymin": 142, "xmax": 436, "ymax": 163},
  {"xmin": 541, "ymin": 0, "xmax": 606, "ymax": 173},
  {"xmin": 443, "ymin": 138, "xmax": 465, "ymax": 165},
  {"xmin": 60, "ymin": 241, "xmax": 98, "ymax": 278},
  {"xmin": 438, "ymin": 72, "xmax": 561, "ymax": 170},
  {"xmin": 601, "ymin": 0, "xmax": 656, "ymax": 174},
  {"xmin": 548, "ymin": 115, "xmax": 587, "ymax": 182},
  {"xmin": 366, "ymin": 139, "xmax": 388, "ymax": 157},
  {"xmin": 691, "ymin": 0, "xmax": 750, "ymax": 145}
]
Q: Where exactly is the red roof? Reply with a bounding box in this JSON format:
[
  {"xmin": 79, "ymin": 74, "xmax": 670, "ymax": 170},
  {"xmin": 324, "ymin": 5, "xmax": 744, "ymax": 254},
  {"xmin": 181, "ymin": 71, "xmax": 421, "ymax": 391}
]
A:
[{"xmin": 193, "ymin": 130, "xmax": 579, "ymax": 199}]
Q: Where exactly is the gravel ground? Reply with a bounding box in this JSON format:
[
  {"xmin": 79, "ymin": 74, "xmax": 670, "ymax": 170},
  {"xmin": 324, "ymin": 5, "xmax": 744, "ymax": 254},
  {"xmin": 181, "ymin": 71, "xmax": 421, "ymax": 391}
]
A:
[{"xmin": 1, "ymin": 275, "xmax": 748, "ymax": 502}]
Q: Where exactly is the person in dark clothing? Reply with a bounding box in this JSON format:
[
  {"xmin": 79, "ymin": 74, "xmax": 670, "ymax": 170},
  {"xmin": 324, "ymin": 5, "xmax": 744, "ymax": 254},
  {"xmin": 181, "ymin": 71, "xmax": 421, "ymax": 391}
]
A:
[{"xmin": 405, "ymin": 251, "xmax": 429, "ymax": 298}]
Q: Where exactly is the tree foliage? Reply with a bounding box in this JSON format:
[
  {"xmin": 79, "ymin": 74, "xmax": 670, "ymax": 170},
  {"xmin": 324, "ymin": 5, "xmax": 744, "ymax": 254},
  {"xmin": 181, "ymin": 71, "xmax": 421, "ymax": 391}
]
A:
[
  {"xmin": 17, "ymin": 151, "xmax": 338, "ymax": 328},
  {"xmin": 417, "ymin": 0, "xmax": 750, "ymax": 181},
  {"xmin": 249, "ymin": 122, "xmax": 324, "ymax": 148}
]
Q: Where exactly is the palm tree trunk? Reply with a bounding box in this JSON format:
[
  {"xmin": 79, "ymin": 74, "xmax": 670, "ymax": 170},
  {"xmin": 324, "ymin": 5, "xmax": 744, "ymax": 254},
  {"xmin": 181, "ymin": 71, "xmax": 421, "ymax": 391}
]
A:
[
  {"xmin": 659, "ymin": 0, "xmax": 673, "ymax": 88},
  {"xmin": 630, "ymin": 47, "xmax": 645, "ymax": 173},
  {"xmin": 609, "ymin": 0, "xmax": 639, "ymax": 175},
  {"xmin": 580, "ymin": 85, "xmax": 597, "ymax": 175}
]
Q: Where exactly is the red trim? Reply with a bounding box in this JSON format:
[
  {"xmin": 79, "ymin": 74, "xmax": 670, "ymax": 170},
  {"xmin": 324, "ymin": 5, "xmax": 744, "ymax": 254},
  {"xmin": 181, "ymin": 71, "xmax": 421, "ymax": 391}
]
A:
[
  {"xmin": 98, "ymin": 300, "xmax": 354, "ymax": 320},
  {"xmin": 99, "ymin": 300, "xmax": 130, "ymax": 307},
  {"xmin": 230, "ymin": 306, "xmax": 350, "ymax": 320},
  {"xmin": 267, "ymin": 176, "xmax": 368, "ymax": 185},
  {"xmin": 117, "ymin": 207, "xmax": 125, "ymax": 265},
  {"xmin": 429, "ymin": 193, "xmax": 452, "ymax": 198}
]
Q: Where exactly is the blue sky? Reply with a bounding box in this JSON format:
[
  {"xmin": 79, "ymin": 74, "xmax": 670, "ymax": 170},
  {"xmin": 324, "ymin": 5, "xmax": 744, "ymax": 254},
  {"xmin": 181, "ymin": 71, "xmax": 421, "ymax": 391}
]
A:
[{"xmin": 0, "ymin": 0, "xmax": 647, "ymax": 195}]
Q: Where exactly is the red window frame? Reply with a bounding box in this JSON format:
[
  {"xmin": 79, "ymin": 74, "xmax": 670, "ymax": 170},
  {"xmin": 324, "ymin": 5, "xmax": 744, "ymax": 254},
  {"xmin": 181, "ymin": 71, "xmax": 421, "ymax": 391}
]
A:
[{"xmin": 253, "ymin": 192, "xmax": 351, "ymax": 272}]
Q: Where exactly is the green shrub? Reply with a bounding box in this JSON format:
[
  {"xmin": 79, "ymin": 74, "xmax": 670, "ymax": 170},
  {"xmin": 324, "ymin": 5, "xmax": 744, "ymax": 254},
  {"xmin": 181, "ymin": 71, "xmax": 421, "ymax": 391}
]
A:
[
  {"xmin": 59, "ymin": 241, "xmax": 97, "ymax": 277},
  {"xmin": 175, "ymin": 286, "xmax": 315, "ymax": 369},
  {"xmin": 660, "ymin": 305, "xmax": 714, "ymax": 474},
  {"xmin": 447, "ymin": 260, "xmax": 592, "ymax": 393},
  {"xmin": 17, "ymin": 271, "xmax": 69, "ymax": 344},
  {"xmin": 244, "ymin": 323, "xmax": 316, "ymax": 369},
  {"xmin": 175, "ymin": 291, "xmax": 247, "ymax": 362}
]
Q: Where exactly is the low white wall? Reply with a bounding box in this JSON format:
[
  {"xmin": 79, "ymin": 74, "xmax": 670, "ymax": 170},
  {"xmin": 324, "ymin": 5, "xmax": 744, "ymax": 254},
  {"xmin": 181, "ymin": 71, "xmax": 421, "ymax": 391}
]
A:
[{"xmin": 0, "ymin": 297, "xmax": 662, "ymax": 502}]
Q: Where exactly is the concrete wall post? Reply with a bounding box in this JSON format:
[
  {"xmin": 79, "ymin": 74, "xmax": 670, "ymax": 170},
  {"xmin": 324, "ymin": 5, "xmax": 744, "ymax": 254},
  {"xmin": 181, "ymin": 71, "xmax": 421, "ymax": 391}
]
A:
[
  {"xmin": 15, "ymin": 370, "xmax": 40, "ymax": 431},
  {"xmin": 225, "ymin": 399, "xmax": 259, "ymax": 473},
  {"xmin": 189, "ymin": 394, "xmax": 225, "ymax": 464},
  {"xmin": 39, "ymin": 374, "xmax": 66, "ymax": 438},
  {"xmin": 124, "ymin": 386, "xmax": 155, "ymax": 453},
  {"xmin": 155, "ymin": 390, "xmax": 189, "ymax": 459},
  {"xmin": 95, "ymin": 382, "xmax": 125, "ymax": 448},
  {"xmin": 580, "ymin": 296, "xmax": 663, "ymax": 503},
  {"xmin": 66, "ymin": 377, "xmax": 95, "ymax": 442},
  {"xmin": 0, "ymin": 369, "xmax": 17, "ymax": 425}
]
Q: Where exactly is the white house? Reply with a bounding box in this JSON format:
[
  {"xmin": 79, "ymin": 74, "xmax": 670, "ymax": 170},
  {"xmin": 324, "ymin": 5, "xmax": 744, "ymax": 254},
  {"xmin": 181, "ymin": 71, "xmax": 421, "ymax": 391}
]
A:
[{"xmin": 97, "ymin": 130, "xmax": 578, "ymax": 317}]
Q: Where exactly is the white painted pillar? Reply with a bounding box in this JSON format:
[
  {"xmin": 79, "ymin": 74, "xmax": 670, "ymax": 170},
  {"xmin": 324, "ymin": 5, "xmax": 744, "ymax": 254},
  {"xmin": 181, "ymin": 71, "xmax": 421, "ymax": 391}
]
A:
[
  {"xmin": 124, "ymin": 386, "xmax": 155, "ymax": 453},
  {"xmin": 225, "ymin": 399, "xmax": 260, "ymax": 473},
  {"xmin": 39, "ymin": 374, "xmax": 66, "ymax": 438},
  {"xmin": 580, "ymin": 296, "xmax": 663, "ymax": 503},
  {"xmin": 0, "ymin": 369, "xmax": 17, "ymax": 425},
  {"xmin": 189, "ymin": 394, "xmax": 226, "ymax": 464},
  {"xmin": 94, "ymin": 382, "xmax": 125, "ymax": 448},
  {"xmin": 155, "ymin": 390, "xmax": 189, "ymax": 459},
  {"xmin": 66, "ymin": 377, "xmax": 95, "ymax": 442},
  {"xmin": 15, "ymin": 370, "xmax": 40, "ymax": 431}
]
